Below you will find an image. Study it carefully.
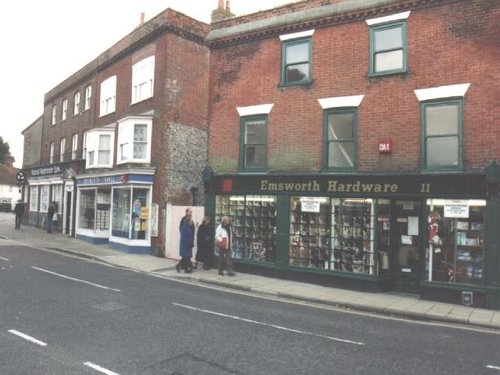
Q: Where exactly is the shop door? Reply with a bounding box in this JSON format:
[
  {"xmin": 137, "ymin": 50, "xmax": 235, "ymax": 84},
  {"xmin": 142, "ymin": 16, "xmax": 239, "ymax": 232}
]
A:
[{"xmin": 392, "ymin": 200, "xmax": 421, "ymax": 293}]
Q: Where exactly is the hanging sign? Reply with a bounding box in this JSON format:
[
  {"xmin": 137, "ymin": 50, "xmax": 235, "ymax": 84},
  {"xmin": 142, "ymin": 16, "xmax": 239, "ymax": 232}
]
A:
[{"xmin": 444, "ymin": 200, "xmax": 469, "ymax": 218}]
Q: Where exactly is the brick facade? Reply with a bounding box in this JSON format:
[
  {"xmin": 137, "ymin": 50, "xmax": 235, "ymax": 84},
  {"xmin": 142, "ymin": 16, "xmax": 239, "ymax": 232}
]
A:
[{"xmin": 207, "ymin": 0, "xmax": 500, "ymax": 174}]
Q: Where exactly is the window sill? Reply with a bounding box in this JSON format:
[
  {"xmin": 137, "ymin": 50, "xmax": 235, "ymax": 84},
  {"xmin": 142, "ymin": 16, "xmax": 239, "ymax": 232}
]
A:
[
  {"xmin": 278, "ymin": 79, "xmax": 314, "ymax": 89},
  {"xmin": 368, "ymin": 69, "xmax": 407, "ymax": 78}
]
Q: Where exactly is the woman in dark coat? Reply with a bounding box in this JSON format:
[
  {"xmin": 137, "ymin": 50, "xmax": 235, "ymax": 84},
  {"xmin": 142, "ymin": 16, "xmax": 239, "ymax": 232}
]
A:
[
  {"xmin": 195, "ymin": 216, "xmax": 214, "ymax": 270},
  {"xmin": 176, "ymin": 217, "xmax": 194, "ymax": 273}
]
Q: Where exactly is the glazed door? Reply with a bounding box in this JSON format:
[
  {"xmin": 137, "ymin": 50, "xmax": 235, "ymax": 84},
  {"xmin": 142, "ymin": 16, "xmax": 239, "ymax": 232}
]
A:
[{"xmin": 392, "ymin": 200, "xmax": 421, "ymax": 293}]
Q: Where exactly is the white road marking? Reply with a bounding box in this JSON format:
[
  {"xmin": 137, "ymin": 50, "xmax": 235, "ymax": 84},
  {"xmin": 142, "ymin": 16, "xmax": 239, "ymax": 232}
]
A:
[
  {"xmin": 8, "ymin": 329, "xmax": 47, "ymax": 346},
  {"xmin": 486, "ymin": 365, "xmax": 500, "ymax": 371},
  {"xmin": 172, "ymin": 302, "xmax": 365, "ymax": 346},
  {"xmin": 0, "ymin": 256, "xmax": 9, "ymax": 261},
  {"xmin": 84, "ymin": 362, "xmax": 121, "ymax": 375},
  {"xmin": 31, "ymin": 267, "xmax": 121, "ymax": 292}
]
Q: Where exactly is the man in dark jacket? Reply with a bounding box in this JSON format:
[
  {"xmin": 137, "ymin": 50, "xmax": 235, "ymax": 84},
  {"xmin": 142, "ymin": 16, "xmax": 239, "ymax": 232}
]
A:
[
  {"xmin": 13, "ymin": 200, "xmax": 24, "ymax": 230},
  {"xmin": 47, "ymin": 201, "xmax": 56, "ymax": 233}
]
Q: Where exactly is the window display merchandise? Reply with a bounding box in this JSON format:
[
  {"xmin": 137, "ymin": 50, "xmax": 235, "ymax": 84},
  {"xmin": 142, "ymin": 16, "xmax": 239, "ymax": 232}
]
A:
[
  {"xmin": 426, "ymin": 199, "xmax": 485, "ymax": 285},
  {"xmin": 112, "ymin": 187, "xmax": 150, "ymax": 240},
  {"xmin": 215, "ymin": 195, "xmax": 277, "ymax": 262}
]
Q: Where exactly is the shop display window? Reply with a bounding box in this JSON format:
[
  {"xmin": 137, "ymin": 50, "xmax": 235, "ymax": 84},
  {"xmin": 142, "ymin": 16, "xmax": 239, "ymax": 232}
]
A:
[
  {"xmin": 331, "ymin": 198, "xmax": 376, "ymax": 274},
  {"xmin": 79, "ymin": 189, "xmax": 95, "ymax": 229},
  {"xmin": 112, "ymin": 188, "xmax": 130, "ymax": 238},
  {"xmin": 375, "ymin": 200, "xmax": 391, "ymax": 275},
  {"xmin": 426, "ymin": 199, "xmax": 485, "ymax": 285},
  {"xmin": 289, "ymin": 197, "xmax": 330, "ymax": 268},
  {"xmin": 96, "ymin": 189, "xmax": 111, "ymax": 230},
  {"xmin": 111, "ymin": 187, "xmax": 150, "ymax": 240},
  {"xmin": 215, "ymin": 195, "xmax": 277, "ymax": 262}
]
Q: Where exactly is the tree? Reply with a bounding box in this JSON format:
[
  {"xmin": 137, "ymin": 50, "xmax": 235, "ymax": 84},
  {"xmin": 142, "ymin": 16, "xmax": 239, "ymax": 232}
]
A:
[{"xmin": 0, "ymin": 137, "xmax": 11, "ymax": 164}]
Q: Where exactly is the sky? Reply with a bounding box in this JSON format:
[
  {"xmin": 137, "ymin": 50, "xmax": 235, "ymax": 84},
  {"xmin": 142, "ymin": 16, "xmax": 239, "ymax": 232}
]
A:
[{"xmin": 0, "ymin": 0, "xmax": 299, "ymax": 168}]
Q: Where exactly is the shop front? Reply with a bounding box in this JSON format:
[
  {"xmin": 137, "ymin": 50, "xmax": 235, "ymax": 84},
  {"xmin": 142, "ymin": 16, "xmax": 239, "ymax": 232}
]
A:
[
  {"xmin": 206, "ymin": 173, "xmax": 500, "ymax": 307},
  {"xmin": 75, "ymin": 170, "xmax": 154, "ymax": 253}
]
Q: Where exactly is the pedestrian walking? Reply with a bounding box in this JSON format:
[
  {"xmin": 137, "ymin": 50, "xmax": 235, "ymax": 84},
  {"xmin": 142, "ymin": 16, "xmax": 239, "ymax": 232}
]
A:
[
  {"xmin": 13, "ymin": 199, "xmax": 25, "ymax": 230},
  {"xmin": 215, "ymin": 215, "xmax": 235, "ymax": 276},
  {"xmin": 46, "ymin": 201, "xmax": 56, "ymax": 233},
  {"xmin": 195, "ymin": 216, "xmax": 214, "ymax": 270},
  {"xmin": 176, "ymin": 217, "xmax": 195, "ymax": 273},
  {"xmin": 179, "ymin": 207, "xmax": 195, "ymax": 232}
]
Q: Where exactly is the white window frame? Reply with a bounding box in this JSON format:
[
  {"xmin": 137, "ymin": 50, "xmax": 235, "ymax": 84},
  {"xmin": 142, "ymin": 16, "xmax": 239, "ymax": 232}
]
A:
[
  {"xmin": 60, "ymin": 138, "xmax": 66, "ymax": 162},
  {"xmin": 85, "ymin": 128, "xmax": 115, "ymax": 169},
  {"xmin": 29, "ymin": 186, "xmax": 38, "ymax": 211},
  {"xmin": 82, "ymin": 131, "xmax": 87, "ymax": 160},
  {"xmin": 51, "ymin": 105, "xmax": 57, "ymax": 125},
  {"xmin": 117, "ymin": 116, "xmax": 153, "ymax": 164},
  {"xmin": 131, "ymin": 56, "xmax": 155, "ymax": 104},
  {"xmin": 99, "ymin": 76, "xmax": 116, "ymax": 117},
  {"xmin": 84, "ymin": 85, "xmax": 92, "ymax": 110},
  {"xmin": 62, "ymin": 99, "xmax": 68, "ymax": 121},
  {"xmin": 49, "ymin": 142, "xmax": 55, "ymax": 164},
  {"xmin": 72, "ymin": 134, "xmax": 78, "ymax": 160},
  {"xmin": 74, "ymin": 92, "xmax": 80, "ymax": 115}
]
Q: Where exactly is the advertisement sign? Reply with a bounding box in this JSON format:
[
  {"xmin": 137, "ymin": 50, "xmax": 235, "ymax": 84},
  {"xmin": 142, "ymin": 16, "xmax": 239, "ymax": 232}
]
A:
[{"xmin": 444, "ymin": 200, "xmax": 469, "ymax": 218}]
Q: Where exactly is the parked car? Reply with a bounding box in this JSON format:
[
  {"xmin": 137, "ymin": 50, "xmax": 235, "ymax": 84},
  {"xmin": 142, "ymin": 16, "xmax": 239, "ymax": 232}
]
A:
[{"xmin": 0, "ymin": 198, "xmax": 13, "ymax": 212}]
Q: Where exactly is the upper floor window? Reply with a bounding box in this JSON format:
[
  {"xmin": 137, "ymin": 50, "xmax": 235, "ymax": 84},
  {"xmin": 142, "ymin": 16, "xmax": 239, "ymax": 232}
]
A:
[
  {"xmin": 51, "ymin": 105, "xmax": 57, "ymax": 125},
  {"xmin": 237, "ymin": 104, "xmax": 273, "ymax": 171},
  {"xmin": 318, "ymin": 95, "xmax": 364, "ymax": 171},
  {"xmin": 99, "ymin": 76, "xmax": 116, "ymax": 117},
  {"xmin": 86, "ymin": 128, "xmax": 114, "ymax": 169},
  {"xmin": 117, "ymin": 117, "xmax": 152, "ymax": 164},
  {"xmin": 84, "ymin": 85, "xmax": 92, "ymax": 110},
  {"xmin": 280, "ymin": 30, "xmax": 314, "ymax": 86},
  {"xmin": 49, "ymin": 142, "xmax": 55, "ymax": 164},
  {"xmin": 367, "ymin": 12, "xmax": 410, "ymax": 76},
  {"xmin": 72, "ymin": 133, "xmax": 78, "ymax": 160},
  {"xmin": 415, "ymin": 83, "xmax": 469, "ymax": 171},
  {"xmin": 240, "ymin": 116, "xmax": 267, "ymax": 170},
  {"xmin": 62, "ymin": 99, "xmax": 68, "ymax": 121},
  {"xmin": 74, "ymin": 92, "xmax": 80, "ymax": 115},
  {"xmin": 131, "ymin": 56, "xmax": 155, "ymax": 104},
  {"xmin": 82, "ymin": 131, "xmax": 87, "ymax": 160},
  {"xmin": 60, "ymin": 138, "xmax": 66, "ymax": 162},
  {"xmin": 422, "ymin": 100, "xmax": 462, "ymax": 170},
  {"xmin": 325, "ymin": 109, "xmax": 357, "ymax": 170}
]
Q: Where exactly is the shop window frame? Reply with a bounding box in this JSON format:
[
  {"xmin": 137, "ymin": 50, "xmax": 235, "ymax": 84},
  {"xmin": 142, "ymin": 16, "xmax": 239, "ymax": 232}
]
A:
[
  {"xmin": 323, "ymin": 107, "xmax": 358, "ymax": 172},
  {"xmin": 421, "ymin": 99, "xmax": 463, "ymax": 172}
]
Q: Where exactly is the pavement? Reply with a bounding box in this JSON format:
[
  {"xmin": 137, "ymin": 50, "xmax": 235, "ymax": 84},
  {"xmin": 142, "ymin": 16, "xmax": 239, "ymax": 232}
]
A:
[{"xmin": 1, "ymin": 218, "xmax": 499, "ymax": 331}]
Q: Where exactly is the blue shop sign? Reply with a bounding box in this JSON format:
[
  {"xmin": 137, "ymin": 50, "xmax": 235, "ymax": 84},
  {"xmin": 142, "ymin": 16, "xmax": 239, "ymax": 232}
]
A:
[{"xmin": 76, "ymin": 174, "xmax": 154, "ymax": 186}]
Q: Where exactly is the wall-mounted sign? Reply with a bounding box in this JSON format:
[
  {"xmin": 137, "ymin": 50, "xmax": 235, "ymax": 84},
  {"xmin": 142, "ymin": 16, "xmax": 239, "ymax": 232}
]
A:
[{"xmin": 379, "ymin": 139, "xmax": 392, "ymax": 153}]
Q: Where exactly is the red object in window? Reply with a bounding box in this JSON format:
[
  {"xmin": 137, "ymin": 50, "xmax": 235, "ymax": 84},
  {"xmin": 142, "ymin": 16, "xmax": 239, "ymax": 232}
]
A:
[
  {"xmin": 221, "ymin": 178, "xmax": 233, "ymax": 192},
  {"xmin": 379, "ymin": 139, "xmax": 392, "ymax": 153}
]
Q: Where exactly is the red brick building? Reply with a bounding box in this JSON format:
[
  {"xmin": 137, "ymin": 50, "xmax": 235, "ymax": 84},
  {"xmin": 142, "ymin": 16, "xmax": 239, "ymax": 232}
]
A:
[
  {"xmin": 26, "ymin": 9, "xmax": 210, "ymax": 255},
  {"xmin": 204, "ymin": 0, "xmax": 500, "ymax": 307}
]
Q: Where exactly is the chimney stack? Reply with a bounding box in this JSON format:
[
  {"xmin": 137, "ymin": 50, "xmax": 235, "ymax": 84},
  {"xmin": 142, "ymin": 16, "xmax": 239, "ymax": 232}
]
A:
[
  {"xmin": 140, "ymin": 12, "xmax": 145, "ymax": 25},
  {"xmin": 211, "ymin": 0, "xmax": 235, "ymax": 22}
]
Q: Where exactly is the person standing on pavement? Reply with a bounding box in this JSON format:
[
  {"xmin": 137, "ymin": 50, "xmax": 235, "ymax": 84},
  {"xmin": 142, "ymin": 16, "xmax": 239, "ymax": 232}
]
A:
[
  {"xmin": 179, "ymin": 207, "xmax": 195, "ymax": 232},
  {"xmin": 46, "ymin": 201, "xmax": 56, "ymax": 233},
  {"xmin": 195, "ymin": 216, "xmax": 213, "ymax": 270},
  {"xmin": 176, "ymin": 217, "xmax": 195, "ymax": 273},
  {"xmin": 13, "ymin": 199, "xmax": 25, "ymax": 230},
  {"xmin": 215, "ymin": 216, "xmax": 235, "ymax": 276}
]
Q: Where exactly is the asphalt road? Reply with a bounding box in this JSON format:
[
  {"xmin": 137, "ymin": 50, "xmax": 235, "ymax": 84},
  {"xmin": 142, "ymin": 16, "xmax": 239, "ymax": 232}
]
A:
[{"xmin": 0, "ymin": 243, "xmax": 499, "ymax": 375}]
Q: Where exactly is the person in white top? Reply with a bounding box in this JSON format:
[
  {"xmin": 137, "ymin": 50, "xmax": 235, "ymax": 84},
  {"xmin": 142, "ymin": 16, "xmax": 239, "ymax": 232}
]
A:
[{"xmin": 215, "ymin": 216, "xmax": 235, "ymax": 276}]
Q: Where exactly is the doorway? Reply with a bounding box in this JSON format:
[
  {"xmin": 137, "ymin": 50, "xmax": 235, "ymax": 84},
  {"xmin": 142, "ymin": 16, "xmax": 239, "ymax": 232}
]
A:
[{"xmin": 392, "ymin": 200, "xmax": 421, "ymax": 293}]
